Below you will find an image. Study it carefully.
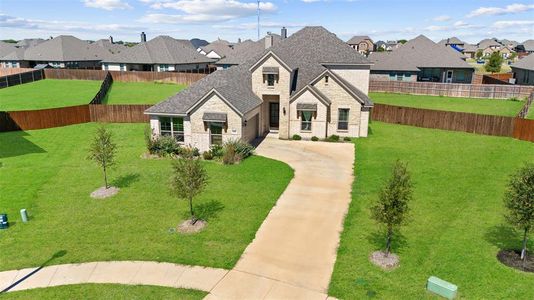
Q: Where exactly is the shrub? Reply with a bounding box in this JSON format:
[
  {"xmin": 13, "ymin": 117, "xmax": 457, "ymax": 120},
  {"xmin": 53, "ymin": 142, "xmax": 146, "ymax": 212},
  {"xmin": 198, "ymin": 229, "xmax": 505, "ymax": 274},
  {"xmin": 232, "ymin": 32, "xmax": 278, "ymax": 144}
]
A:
[
  {"xmin": 222, "ymin": 143, "xmax": 241, "ymax": 165},
  {"xmin": 202, "ymin": 151, "xmax": 213, "ymax": 160},
  {"xmin": 148, "ymin": 135, "xmax": 181, "ymax": 157},
  {"xmin": 311, "ymin": 136, "xmax": 319, "ymax": 141},
  {"xmin": 326, "ymin": 135, "xmax": 340, "ymax": 142},
  {"xmin": 343, "ymin": 136, "xmax": 352, "ymax": 142},
  {"xmin": 210, "ymin": 144, "xmax": 224, "ymax": 158},
  {"xmin": 292, "ymin": 134, "xmax": 302, "ymax": 140},
  {"xmin": 181, "ymin": 146, "xmax": 200, "ymax": 158},
  {"xmin": 223, "ymin": 139, "xmax": 255, "ymax": 158}
]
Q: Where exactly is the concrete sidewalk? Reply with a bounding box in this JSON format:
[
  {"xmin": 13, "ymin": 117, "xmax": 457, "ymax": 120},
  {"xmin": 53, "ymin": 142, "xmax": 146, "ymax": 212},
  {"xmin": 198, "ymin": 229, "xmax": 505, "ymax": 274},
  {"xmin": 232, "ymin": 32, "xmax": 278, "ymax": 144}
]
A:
[{"xmin": 0, "ymin": 261, "xmax": 228, "ymax": 293}]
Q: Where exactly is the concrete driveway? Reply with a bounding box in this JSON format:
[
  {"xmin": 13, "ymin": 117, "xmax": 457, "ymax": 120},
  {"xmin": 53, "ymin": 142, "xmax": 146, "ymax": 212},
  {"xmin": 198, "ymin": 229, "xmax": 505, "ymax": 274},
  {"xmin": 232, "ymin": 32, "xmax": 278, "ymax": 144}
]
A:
[{"xmin": 208, "ymin": 137, "xmax": 355, "ymax": 299}]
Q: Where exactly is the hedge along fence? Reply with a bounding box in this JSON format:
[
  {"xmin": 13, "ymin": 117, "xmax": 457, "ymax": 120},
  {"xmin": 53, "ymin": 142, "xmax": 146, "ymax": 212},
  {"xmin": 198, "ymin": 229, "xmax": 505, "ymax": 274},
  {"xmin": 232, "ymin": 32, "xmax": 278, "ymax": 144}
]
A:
[
  {"xmin": 0, "ymin": 69, "xmax": 45, "ymax": 89},
  {"xmin": 90, "ymin": 72, "xmax": 113, "ymax": 104},
  {"xmin": 0, "ymin": 104, "xmax": 151, "ymax": 131},
  {"xmin": 43, "ymin": 68, "xmax": 206, "ymax": 85},
  {"xmin": 369, "ymin": 80, "xmax": 534, "ymax": 99}
]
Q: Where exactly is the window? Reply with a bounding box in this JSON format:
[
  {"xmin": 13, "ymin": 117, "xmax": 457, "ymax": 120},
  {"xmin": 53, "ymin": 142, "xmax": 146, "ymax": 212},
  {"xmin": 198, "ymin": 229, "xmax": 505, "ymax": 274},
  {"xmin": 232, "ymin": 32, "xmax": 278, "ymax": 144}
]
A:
[
  {"xmin": 267, "ymin": 74, "xmax": 277, "ymax": 86},
  {"xmin": 159, "ymin": 117, "xmax": 184, "ymax": 142},
  {"xmin": 104, "ymin": 64, "xmax": 109, "ymax": 70},
  {"xmin": 456, "ymin": 70, "xmax": 465, "ymax": 82},
  {"xmin": 396, "ymin": 73, "xmax": 404, "ymax": 81},
  {"xmin": 301, "ymin": 111, "xmax": 312, "ymax": 131},
  {"xmin": 160, "ymin": 64, "xmax": 169, "ymax": 71},
  {"xmin": 120, "ymin": 64, "xmax": 125, "ymax": 71},
  {"xmin": 338, "ymin": 109, "xmax": 349, "ymax": 130},
  {"xmin": 210, "ymin": 122, "xmax": 223, "ymax": 145}
]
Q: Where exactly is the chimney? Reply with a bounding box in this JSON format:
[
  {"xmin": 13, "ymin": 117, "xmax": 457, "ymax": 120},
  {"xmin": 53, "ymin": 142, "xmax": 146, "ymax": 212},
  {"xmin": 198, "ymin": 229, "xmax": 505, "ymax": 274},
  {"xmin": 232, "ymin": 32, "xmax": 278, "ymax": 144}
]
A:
[
  {"xmin": 141, "ymin": 32, "xmax": 147, "ymax": 43},
  {"xmin": 265, "ymin": 33, "xmax": 273, "ymax": 49},
  {"xmin": 109, "ymin": 36, "xmax": 114, "ymax": 44},
  {"xmin": 281, "ymin": 27, "xmax": 287, "ymax": 39},
  {"xmin": 238, "ymin": 38, "xmax": 242, "ymax": 43}
]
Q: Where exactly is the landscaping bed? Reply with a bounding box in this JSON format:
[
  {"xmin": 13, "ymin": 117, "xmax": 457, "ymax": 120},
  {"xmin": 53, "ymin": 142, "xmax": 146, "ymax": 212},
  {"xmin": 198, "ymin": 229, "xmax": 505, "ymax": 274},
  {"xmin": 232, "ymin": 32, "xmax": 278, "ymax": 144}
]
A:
[
  {"xmin": 369, "ymin": 92, "xmax": 524, "ymax": 117},
  {"xmin": 329, "ymin": 122, "xmax": 534, "ymax": 299},
  {"xmin": 2, "ymin": 284, "xmax": 206, "ymax": 300},
  {"xmin": 0, "ymin": 79, "xmax": 100, "ymax": 111},
  {"xmin": 103, "ymin": 81, "xmax": 186, "ymax": 105},
  {"xmin": 0, "ymin": 123, "xmax": 293, "ymax": 271}
]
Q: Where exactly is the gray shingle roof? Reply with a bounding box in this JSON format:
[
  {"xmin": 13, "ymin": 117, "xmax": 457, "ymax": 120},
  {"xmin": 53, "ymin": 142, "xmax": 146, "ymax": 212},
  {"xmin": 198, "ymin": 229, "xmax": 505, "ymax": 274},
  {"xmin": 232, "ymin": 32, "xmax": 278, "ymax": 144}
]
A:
[
  {"xmin": 103, "ymin": 36, "xmax": 213, "ymax": 64},
  {"xmin": 23, "ymin": 35, "xmax": 109, "ymax": 61},
  {"xmin": 438, "ymin": 37, "xmax": 464, "ymax": 45},
  {"xmin": 478, "ymin": 38, "xmax": 501, "ymax": 49},
  {"xmin": 146, "ymin": 26, "xmax": 372, "ymax": 116},
  {"xmin": 0, "ymin": 41, "xmax": 17, "ymax": 58},
  {"xmin": 521, "ymin": 40, "xmax": 534, "ymax": 52},
  {"xmin": 511, "ymin": 53, "xmax": 534, "ymax": 71},
  {"xmin": 371, "ymin": 35, "xmax": 473, "ymax": 71},
  {"xmin": 216, "ymin": 35, "xmax": 282, "ymax": 66},
  {"xmin": 200, "ymin": 39, "xmax": 234, "ymax": 57},
  {"xmin": 1, "ymin": 48, "xmax": 26, "ymax": 61},
  {"xmin": 15, "ymin": 39, "xmax": 45, "ymax": 49},
  {"xmin": 347, "ymin": 36, "xmax": 372, "ymax": 45}
]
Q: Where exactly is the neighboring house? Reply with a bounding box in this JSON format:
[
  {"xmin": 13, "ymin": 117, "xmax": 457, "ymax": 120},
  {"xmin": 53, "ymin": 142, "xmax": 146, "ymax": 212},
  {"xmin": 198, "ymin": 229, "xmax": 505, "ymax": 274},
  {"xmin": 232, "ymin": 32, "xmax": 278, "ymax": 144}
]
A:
[
  {"xmin": 369, "ymin": 35, "xmax": 474, "ymax": 83},
  {"xmin": 517, "ymin": 40, "xmax": 534, "ymax": 54},
  {"xmin": 145, "ymin": 26, "xmax": 373, "ymax": 152},
  {"xmin": 197, "ymin": 39, "xmax": 235, "ymax": 59},
  {"xmin": 477, "ymin": 38, "xmax": 502, "ymax": 54},
  {"xmin": 375, "ymin": 40, "xmax": 399, "ymax": 52},
  {"xmin": 215, "ymin": 33, "xmax": 282, "ymax": 69},
  {"xmin": 482, "ymin": 46, "xmax": 515, "ymax": 59},
  {"xmin": 511, "ymin": 54, "xmax": 534, "ymax": 85},
  {"xmin": 499, "ymin": 39, "xmax": 519, "ymax": 50},
  {"xmin": 438, "ymin": 37, "xmax": 466, "ymax": 50},
  {"xmin": 375, "ymin": 40, "xmax": 386, "ymax": 51},
  {"xmin": 0, "ymin": 48, "xmax": 28, "ymax": 68},
  {"xmin": 347, "ymin": 36, "xmax": 374, "ymax": 54},
  {"xmin": 0, "ymin": 35, "xmax": 111, "ymax": 69},
  {"xmin": 15, "ymin": 39, "xmax": 45, "ymax": 49},
  {"xmin": 101, "ymin": 36, "xmax": 213, "ymax": 72},
  {"xmin": 462, "ymin": 44, "xmax": 478, "ymax": 59}
]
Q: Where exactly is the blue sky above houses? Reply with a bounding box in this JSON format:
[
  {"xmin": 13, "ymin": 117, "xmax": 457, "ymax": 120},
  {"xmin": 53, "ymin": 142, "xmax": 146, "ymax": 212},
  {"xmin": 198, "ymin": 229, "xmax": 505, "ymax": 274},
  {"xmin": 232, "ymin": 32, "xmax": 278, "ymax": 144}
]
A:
[{"xmin": 0, "ymin": 0, "xmax": 533, "ymax": 43}]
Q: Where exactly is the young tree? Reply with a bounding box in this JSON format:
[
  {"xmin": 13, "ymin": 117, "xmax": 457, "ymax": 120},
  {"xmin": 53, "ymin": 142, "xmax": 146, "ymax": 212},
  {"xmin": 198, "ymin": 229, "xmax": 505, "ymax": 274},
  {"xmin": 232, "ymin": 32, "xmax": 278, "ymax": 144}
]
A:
[
  {"xmin": 504, "ymin": 163, "xmax": 534, "ymax": 264},
  {"xmin": 170, "ymin": 156, "xmax": 208, "ymax": 223},
  {"xmin": 485, "ymin": 51, "xmax": 503, "ymax": 73},
  {"xmin": 371, "ymin": 160, "xmax": 413, "ymax": 256},
  {"xmin": 476, "ymin": 50, "xmax": 483, "ymax": 60},
  {"xmin": 87, "ymin": 126, "xmax": 116, "ymax": 189}
]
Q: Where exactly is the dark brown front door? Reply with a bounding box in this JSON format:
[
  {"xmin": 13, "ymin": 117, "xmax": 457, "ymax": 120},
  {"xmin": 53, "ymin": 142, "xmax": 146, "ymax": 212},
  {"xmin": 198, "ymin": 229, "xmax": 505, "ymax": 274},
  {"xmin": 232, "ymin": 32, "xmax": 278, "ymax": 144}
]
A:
[{"xmin": 269, "ymin": 102, "xmax": 279, "ymax": 129}]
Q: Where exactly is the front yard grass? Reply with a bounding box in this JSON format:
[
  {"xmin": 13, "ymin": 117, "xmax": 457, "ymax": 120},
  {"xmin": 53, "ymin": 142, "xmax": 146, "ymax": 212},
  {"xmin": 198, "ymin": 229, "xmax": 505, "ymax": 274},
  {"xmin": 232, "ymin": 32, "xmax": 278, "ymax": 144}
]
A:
[
  {"xmin": 0, "ymin": 123, "xmax": 293, "ymax": 271},
  {"xmin": 370, "ymin": 92, "xmax": 523, "ymax": 117},
  {"xmin": 103, "ymin": 82, "xmax": 186, "ymax": 105},
  {"xmin": 2, "ymin": 284, "xmax": 206, "ymax": 300},
  {"xmin": 0, "ymin": 79, "xmax": 100, "ymax": 111},
  {"xmin": 329, "ymin": 122, "xmax": 534, "ymax": 299}
]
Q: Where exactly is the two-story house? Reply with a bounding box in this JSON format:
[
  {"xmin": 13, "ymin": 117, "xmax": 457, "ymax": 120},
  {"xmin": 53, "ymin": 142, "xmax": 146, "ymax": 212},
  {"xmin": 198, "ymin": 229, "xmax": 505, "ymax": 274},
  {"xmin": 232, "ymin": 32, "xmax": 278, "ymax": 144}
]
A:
[
  {"xmin": 144, "ymin": 26, "xmax": 373, "ymax": 152},
  {"xmin": 347, "ymin": 36, "xmax": 374, "ymax": 54}
]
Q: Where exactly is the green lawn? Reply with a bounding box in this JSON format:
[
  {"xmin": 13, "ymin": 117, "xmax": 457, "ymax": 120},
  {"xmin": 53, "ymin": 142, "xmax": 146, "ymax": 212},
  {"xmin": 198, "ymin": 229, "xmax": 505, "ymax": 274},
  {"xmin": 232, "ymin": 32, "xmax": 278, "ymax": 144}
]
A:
[
  {"xmin": 527, "ymin": 107, "xmax": 534, "ymax": 120},
  {"xmin": 370, "ymin": 92, "xmax": 523, "ymax": 117},
  {"xmin": 2, "ymin": 284, "xmax": 206, "ymax": 300},
  {"xmin": 0, "ymin": 123, "xmax": 293, "ymax": 271},
  {"xmin": 329, "ymin": 122, "xmax": 534, "ymax": 299},
  {"xmin": 103, "ymin": 82, "xmax": 186, "ymax": 105},
  {"xmin": 0, "ymin": 79, "xmax": 100, "ymax": 111}
]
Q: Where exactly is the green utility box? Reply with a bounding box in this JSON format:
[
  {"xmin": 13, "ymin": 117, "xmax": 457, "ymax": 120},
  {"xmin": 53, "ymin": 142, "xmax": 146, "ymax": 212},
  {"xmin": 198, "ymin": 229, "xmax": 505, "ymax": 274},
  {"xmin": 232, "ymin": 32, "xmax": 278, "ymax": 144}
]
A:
[{"xmin": 427, "ymin": 276, "xmax": 457, "ymax": 299}]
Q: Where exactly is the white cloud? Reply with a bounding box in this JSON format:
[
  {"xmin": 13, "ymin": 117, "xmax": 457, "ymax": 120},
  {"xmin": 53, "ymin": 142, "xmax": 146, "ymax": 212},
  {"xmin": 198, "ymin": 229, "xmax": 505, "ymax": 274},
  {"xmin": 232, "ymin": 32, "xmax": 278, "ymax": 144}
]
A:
[
  {"xmin": 0, "ymin": 14, "xmax": 142, "ymax": 33},
  {"xmin": 213, "ymin": 21, "xmax": 306, "ymax": 30},
  {"xmin": 301, "ymin": 0, "xmax": 321, "ymax": 2},
  {"xmin": 467, "ymin": 3, "xmax": 534, "ymax": 17},
  {"xmin": 432, "ymin": 15, "xmax": 451, "ymax": 22},
  {"xmin": 425, "ymin": 20, "xmax": 481, "ymax": 31},
  {"xmin": 492, "ymin": 20, "xmax": 534, "ymax": 29},
  {"xmin": 83, "ymin": 0, "xmax": 133, "ymax": 10},
  {"xmin": 140, "ymin": 0, "xmax": 276, "ymax": 24}
]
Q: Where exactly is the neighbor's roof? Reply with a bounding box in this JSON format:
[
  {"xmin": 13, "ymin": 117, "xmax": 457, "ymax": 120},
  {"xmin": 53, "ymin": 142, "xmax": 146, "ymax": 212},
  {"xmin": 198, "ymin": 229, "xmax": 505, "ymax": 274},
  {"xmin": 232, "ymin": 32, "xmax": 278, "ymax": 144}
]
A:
[
  {"xmin": 511, "ymin": 54, "xmax": 534, "ymax": 71},
  {"xmin": 146, "ymin": 26, "xmax": 372, "ymax": 116},
  {"xmin": 347, "ymin": 36, "xmax": 372, "ymax": 45},
  {"xmin": 92, "ymin": 39, "xmax": 127, "ymax": 55},
  {"xmin": 438, "ymin": 37, "xmax": 464, "ymax": 45},
  {"xmin": 15, "ymin": 39, "xmax": 45, "ymax": 49},
  {"xmin": 371, "ymin": 35, "xmax": 473, "ymax": 71},
  {"xmin": 103, "ymin": 36, "xmax": 213, "ymax": 64},
  {"xmin": 200, "ymin": 39, "xmax": 234, "ymax": 57},
  {"xmin": 216, "ymin": 35, "xmax": 282, "ymax": 66},
  {"xmin": 23, "ymin": 35, "xmax": 109, "ymax": 61},
  {"xmin": 0, "ymin": 41, "xmax": 17, "ymax": 58},
  {"xmin": 478, "ymin": 38, "xmax": 501, "ymax": 49},
  {"xmin": 463, "ymin": 44, "xmax": 477, "ymax": 52},
  {"xmin": 1, "ymin": 48, "xmax": 26, "ymax": 61},
  {"xmin": 521, "ymin": 40, "xmax": 534, "ymax": 52}
]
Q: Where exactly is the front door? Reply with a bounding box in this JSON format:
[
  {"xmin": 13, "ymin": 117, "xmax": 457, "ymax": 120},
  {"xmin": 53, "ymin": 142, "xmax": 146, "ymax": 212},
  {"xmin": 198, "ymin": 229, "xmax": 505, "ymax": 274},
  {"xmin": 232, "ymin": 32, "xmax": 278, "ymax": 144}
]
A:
[
  {"xmin": 445, "ymin": 70, "xmax": 453, "ymax": 83},
  {"xmin": 269, "ymin": 102, "xmax": 279, "ymax": 129}
]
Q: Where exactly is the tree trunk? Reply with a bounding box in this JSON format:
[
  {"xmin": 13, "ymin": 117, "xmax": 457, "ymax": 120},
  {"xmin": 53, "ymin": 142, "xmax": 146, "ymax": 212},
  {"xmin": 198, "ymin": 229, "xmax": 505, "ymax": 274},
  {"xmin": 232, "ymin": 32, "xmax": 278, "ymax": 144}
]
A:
[
  {"xmin": 189, "ymin": 196, "xmax": 195, "ymax": 224},
  {"xmin": 103, "ymin": 164, "xmax": 108, "ymax": 189},
  {"xmin": 521, "ymin": 228, "xmax": 528, "ymax": 263},
  {"xmin": 385, "ymin": 227, "xmax": 392, "ymax": 257}
]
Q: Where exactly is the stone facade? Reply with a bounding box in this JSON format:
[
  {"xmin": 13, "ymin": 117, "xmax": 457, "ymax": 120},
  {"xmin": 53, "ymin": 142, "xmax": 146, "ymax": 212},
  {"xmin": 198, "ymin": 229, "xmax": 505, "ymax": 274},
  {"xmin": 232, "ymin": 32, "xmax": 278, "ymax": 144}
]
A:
[{"xmin": 289, "ymin": 90, "xmax": 328, "ymax": 138}]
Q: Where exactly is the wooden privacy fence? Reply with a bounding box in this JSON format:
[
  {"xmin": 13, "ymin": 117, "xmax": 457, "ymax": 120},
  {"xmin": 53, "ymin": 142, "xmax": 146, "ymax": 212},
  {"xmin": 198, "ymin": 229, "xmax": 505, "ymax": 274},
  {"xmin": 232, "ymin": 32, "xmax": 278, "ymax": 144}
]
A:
[
  {"xmin": 0, "ymin": 68, "xmax": 35, "ymax": 76},
  {"xmin": 0, "ymin": 69, "xmax": 44, "ymax": 89},
  {"xmin": 372, "ymin": 103, "xmax": 534, "ymax": 142},
  {"xmin": 0, "ymin": 104, "xmax": 150, "ymax": 132},
  {"xmin": 517, "ymin": 92, "xmax": 534, "ymax": 118},
  {"xmin": 369, "ymin": 80, "xmax": 534, "ymax": 99},
  {"xmin": 44, "ymin": 69, "xmax": 206, "ymax": 85},
  {"xmin": 90, "ymin": 72, "xmax": 113, "ymax": 104}
]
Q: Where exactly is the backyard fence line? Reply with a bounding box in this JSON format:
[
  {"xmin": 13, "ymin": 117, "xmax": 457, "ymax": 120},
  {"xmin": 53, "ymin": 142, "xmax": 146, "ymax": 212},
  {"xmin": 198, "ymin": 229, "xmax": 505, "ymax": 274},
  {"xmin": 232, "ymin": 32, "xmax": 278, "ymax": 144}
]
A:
[
  {"xmin": 0, "ymin": 68, "xmax": 35, "ymax": 76},
  {"xmin": 90, "ymin": 72, "xmax": 113, "ymax": 105},
  {"xmin": 43, "ymin": 69, "xmax": 206, "ymax": 85},
  {"xmin": 517, "ymin": 92, "xmax": 534, "ymax": 118},
  {"xmin": 369, "ymin": 80, "xmax": 534, "ymax": 99},
  {"xmin": 90, "ymin": 104, "xmax": 151, "ymax": 123},
  {"xmin": 0, "ymin": 69, "xmax": 44, "ymax": 89},
  {"xmin": 512, "ymin": 118, "xmax": 534, "ymax": 142}
]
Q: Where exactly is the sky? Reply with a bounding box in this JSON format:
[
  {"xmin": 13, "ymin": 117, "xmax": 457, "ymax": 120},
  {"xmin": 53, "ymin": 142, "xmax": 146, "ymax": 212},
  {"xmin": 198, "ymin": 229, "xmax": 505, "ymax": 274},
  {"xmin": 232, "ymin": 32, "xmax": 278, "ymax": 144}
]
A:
[{"xmin": 0, "ymin": 0, "xmax": 533, "ymax": 44}]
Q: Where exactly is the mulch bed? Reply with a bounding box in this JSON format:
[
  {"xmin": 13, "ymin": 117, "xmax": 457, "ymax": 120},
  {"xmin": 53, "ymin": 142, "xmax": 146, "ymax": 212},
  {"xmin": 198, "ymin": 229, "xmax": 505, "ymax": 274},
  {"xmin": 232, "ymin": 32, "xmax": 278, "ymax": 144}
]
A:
[
  {"xmin": 497, "ymin": 250, "xmax": 534, "ymax": 273},
  {"xmin": 90, "ymin": 186, "xmax": 119, "ymax": 199},
  {"xmin": 178, "ymin": 219, "xmax": 206, "ymax": 234},
  {"xmin": 369, "ymin": 251, "xmax": 399, "ymax": 270}
]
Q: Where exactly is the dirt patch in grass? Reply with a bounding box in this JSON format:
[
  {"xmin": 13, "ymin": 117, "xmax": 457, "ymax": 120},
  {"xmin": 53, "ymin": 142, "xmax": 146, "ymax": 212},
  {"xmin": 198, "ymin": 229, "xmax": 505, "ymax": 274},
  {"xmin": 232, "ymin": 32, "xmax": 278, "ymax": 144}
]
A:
[
  {"xmin": 178, "ymin": 219, "xmax": 206, "ymax": 234},
  {"xmin": 497, "ymin": 250, "xmax": 534, "ymax": 273},
  {"xmin": 90, "ymin": 186, "xmax": 120, "ymax": 199},
  {"xmin": 369, "ymin": 251, "xmax": 399, "ymax": 270}
]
